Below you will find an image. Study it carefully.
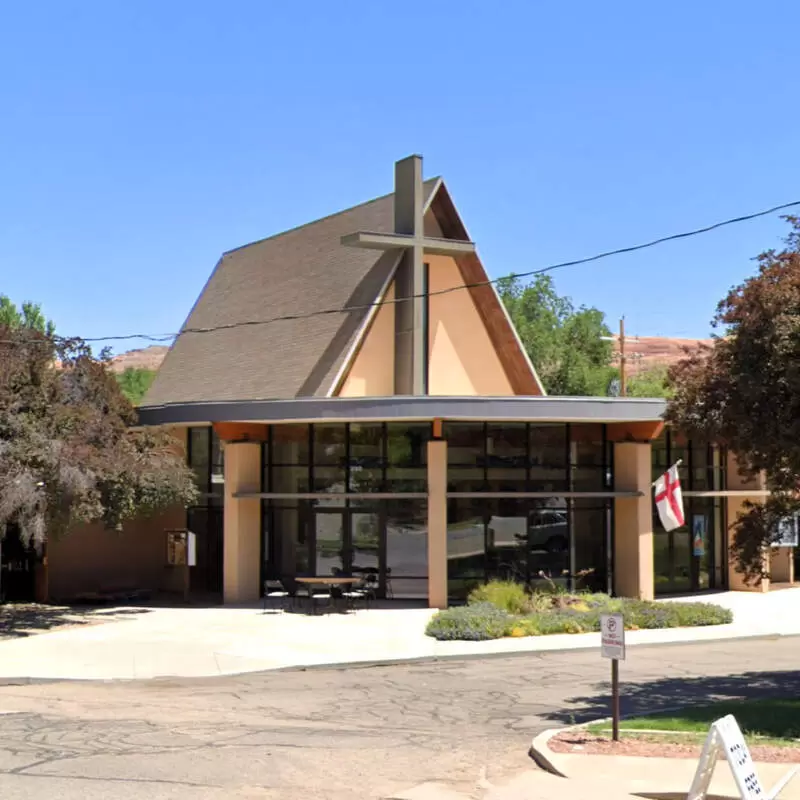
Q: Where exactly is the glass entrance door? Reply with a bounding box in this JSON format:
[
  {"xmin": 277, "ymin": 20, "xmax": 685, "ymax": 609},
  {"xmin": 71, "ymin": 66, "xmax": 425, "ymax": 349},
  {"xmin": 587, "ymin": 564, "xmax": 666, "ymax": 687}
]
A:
[{"xmin": 312, "ymin": 506, "xmax": 382, "ymax": 582}]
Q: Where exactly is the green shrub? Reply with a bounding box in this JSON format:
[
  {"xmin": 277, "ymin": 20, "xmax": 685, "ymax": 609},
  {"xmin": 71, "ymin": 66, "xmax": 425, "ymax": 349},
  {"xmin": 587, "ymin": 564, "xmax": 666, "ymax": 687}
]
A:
[
  {"xmin": 468, "ymin": 580, "xmax": 529, "ymax": 614},
  {"xmin": 426, "ymin": 602, "xmax": 511, "ymax": 641}
]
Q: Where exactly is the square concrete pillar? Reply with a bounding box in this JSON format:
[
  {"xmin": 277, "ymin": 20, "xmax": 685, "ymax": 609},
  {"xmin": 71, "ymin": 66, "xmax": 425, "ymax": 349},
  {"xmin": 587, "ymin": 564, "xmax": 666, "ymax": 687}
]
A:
[
  {"xmin": 726, "ymin": 451, "xmax": 769, "ymax": 592},
  {"xmin": 613, "ymin": 442, "xmax": 655, "ymax": 600},
  {"xmin": 427, "ymin": 439, "xmax": 448, "ymax": 609},
  {"xmin": 771, "ymin": 546, "xmax": 794, "ymax": 584},
  {"xmin": 223, "ymin": 441, "xmax": 262, "ymax": 604}
]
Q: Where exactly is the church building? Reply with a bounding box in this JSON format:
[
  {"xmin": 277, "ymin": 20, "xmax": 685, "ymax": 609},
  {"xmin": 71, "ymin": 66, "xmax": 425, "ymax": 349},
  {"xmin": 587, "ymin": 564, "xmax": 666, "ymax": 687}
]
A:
[{"xmin": 37, "ymin": 155, "xmax": 790, "ymax": 606}]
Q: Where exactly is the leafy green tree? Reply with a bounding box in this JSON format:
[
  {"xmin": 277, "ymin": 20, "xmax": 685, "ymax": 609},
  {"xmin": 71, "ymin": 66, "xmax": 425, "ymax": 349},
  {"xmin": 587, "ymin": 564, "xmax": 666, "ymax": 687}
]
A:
[
  {"xmin": 0, "ymin": 323, "xmax": 197, "ymax": 547},
  {"xmin": 667, "ymin": 216, "xmax": 800, "ymax": 580},
  {"xmin": 116, "ymin": 367, "xmax": 157, "ymax": 406},
  {"xmin": 0, "ymin": 295, "xmax": 54, "ymax": 335},
  {"xmin": 626, "ymin": 365, "xmax": 673, "ymax": 398},
  {"xmin": 497, "ymin": 274, "xmax": 615, "ymax": 395}
]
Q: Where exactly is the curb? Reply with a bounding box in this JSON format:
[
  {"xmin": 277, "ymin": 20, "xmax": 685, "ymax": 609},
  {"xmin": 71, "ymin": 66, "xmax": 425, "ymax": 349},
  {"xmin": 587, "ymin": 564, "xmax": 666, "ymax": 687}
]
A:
[{"xmin": 529, "ymin": 727, "xmax": 570, "ymax": 778}]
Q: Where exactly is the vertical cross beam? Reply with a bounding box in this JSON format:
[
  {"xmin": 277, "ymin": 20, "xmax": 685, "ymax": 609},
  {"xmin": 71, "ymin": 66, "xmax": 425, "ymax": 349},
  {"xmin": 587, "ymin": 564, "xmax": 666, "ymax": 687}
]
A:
[{"xmin": 393, "ymin": 155, "xmax": 427, "ymax": 395}]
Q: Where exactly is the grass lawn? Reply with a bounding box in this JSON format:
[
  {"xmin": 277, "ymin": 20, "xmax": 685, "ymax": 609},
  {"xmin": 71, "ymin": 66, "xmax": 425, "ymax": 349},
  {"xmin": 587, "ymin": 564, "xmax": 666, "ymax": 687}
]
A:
[{"xmin": 588, "ymin": 698, "xmax": 800, "ymax": 745}]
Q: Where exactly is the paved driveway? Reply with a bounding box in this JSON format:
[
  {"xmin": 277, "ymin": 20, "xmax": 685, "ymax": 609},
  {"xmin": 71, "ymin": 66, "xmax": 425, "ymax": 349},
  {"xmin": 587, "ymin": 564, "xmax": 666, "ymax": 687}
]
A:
[{"xmin": 1, "ymin": 636, "xmax": 800, "ymax": 799}]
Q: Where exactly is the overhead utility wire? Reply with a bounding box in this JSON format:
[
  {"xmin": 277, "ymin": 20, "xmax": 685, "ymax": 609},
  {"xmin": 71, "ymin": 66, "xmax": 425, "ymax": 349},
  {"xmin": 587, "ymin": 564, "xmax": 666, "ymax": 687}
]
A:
[{"xmin": 4, "ymin": 198, "xmax": 799, "ymax": 347}]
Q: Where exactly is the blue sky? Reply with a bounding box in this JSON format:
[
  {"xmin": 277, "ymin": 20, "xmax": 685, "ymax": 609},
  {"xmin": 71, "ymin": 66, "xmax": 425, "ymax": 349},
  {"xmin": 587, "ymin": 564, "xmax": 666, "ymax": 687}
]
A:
[{"xmin": 2, "ymin": 1, "xmax": 798, "ymax": 350}]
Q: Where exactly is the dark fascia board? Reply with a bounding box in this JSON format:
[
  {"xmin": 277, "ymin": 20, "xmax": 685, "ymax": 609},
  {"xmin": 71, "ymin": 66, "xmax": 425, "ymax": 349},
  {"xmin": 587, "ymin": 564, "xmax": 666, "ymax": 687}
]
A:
[{"xmin": 137, "ymin": 395, "xmax": 667, "ymax": 427}]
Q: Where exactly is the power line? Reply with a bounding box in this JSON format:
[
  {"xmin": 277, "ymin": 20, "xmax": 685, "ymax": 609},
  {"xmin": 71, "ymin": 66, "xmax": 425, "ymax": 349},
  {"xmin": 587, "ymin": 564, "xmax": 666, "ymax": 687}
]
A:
[{"xmin": 3, "ymin": 197, "xmax": 799, "ymax": 347}]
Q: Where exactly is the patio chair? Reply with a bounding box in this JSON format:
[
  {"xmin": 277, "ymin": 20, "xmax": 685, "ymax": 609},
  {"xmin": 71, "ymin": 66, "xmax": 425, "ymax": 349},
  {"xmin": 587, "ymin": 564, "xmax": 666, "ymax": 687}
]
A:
[
  {"xmin": 308, "ymin": 584, "xmax": 334, "ymax": 614},
  {"xmin": 341, "ymin": 577, "xmax": 369, "ymax": 611},
  {"xmin": 263, "ymin": 579, "xmax": 290, "ymax": 612}
]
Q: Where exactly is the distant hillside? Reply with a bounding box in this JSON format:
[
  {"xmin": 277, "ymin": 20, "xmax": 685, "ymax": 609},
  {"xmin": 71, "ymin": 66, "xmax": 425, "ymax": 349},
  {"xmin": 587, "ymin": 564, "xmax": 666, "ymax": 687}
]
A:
[
  {"xmin": 612, "ymin": 336, "xmax": 712, "ymax": 376},
  {"xmin": 109, "ymin": 345, "xmax": 169, "ymax": 374},
  {"xmin": 107, "ymin": 337, "xmax": 712, "ymax": 380}
]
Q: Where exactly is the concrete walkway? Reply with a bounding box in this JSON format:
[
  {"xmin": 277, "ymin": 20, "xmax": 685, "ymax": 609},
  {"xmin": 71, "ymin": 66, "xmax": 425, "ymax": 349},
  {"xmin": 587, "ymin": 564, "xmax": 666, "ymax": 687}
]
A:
[{"xmin": 0, "ymin": 588, "xmax": 799, "ymax": 680}]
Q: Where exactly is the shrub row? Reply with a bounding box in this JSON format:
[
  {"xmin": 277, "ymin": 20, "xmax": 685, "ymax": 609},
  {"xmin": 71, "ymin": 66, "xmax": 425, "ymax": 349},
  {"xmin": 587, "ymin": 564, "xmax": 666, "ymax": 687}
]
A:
[{"xmin": 425, "ymin": 588, "xmax": 733, "ymax": 641}]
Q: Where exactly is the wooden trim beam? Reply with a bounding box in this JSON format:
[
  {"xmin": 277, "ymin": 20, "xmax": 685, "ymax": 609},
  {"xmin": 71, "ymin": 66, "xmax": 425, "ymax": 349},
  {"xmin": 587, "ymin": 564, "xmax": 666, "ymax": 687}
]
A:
[
  {"xmin": 213, "ymin": 422, "xmax": 269, "ymax": 443},
  {"xmin": 607, "ymin": 420, "xmax": 665, "ymax": 443}
]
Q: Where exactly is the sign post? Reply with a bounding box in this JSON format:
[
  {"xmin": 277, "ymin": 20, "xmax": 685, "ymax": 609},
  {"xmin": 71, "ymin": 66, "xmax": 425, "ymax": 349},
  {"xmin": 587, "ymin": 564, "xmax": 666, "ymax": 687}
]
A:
[{"xmin": 600, "ymin": 612, "xmax": 625, "ymax": 741}]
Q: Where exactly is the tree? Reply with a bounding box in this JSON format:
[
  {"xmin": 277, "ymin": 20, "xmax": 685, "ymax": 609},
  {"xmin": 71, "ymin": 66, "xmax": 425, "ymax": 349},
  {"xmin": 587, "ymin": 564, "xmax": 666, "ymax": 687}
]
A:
[
  {"xmin": 626, "ymin": 365, "xmax": 673, "ymax": 398},
  {"xmin": 497, "ymin": 274, "xmax": 616, "ymax": 395},
  {"xmin": 0, "ymin": 295, "xmax": 54, "ymax": 335},
  {"xmin": 0, "ymin": 322, "xmax": 197, "ymax": 547},
  {"xmin": 116, "ymin": 367, "xmax": 158, "ymax": 406},
  {"xmin": 667, "ymin": 216, "xmax": 800, "ymax": 580}
]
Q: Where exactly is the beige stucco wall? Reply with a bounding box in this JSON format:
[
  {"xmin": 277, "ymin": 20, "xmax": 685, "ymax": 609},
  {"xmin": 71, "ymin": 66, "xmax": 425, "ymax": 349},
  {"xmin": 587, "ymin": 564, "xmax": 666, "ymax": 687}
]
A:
[
  {"xmin": 46, "ymin": 426, "xmax": 189, "ymax": 602},
  {"xmin": 613, "ymin": 442, "xmax": 655, "ymax": 600},
  {"xmin": 725, "ymin": 451, "xmax": 769, "ymax": 592},
  {"xmin": 47, "ymin": 504, "xmax": 186, "ymax": 602},
  {"xmin": 427, "ymin": 255, "xmax": 514, "ymax": 396},
  {"xmin": 338, "ymin": 284, "xmax": 395, "ymax": 397},
  {"xmin": 223, "ymin": 441, "xmax": 262, "ymax": 603},
  {"xmin": 427, "ymin": 439, "xmax": 448, "ymax": 609}
]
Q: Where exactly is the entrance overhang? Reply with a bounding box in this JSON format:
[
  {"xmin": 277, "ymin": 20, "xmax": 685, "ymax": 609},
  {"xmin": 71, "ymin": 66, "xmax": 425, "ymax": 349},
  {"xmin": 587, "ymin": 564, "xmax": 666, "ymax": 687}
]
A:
[{"xmin": 138, "ymin": 395, "xmax": 667, "ymax": 427}]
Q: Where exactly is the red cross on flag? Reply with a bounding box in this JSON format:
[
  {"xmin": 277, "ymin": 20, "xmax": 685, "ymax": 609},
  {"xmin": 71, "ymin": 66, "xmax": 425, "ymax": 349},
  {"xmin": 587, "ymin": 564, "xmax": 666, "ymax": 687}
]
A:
[{"xmin": 654, "ymin": 463, "xmax": 685, "ymax": 531}]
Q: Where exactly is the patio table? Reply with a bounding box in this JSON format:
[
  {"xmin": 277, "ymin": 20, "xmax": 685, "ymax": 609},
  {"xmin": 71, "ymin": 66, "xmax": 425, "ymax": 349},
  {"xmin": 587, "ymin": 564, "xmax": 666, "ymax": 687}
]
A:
[{"xmin": 295, "ymin": 577, "xmax": 362, "ymax": 613}]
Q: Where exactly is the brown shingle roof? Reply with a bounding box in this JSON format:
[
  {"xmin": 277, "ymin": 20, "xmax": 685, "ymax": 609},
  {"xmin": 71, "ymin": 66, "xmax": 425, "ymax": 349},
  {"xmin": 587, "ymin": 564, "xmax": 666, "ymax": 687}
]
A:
[{"xmin": 143, "ymin": 180, "xmax": 440, "ymax": 405}]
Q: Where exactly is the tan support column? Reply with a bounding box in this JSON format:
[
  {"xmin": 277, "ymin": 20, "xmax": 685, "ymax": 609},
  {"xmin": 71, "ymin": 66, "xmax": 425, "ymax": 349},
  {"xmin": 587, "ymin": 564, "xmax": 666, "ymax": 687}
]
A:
[
  {"xmin": 427, "ymin": 439, "xmax": 448, "ymax": 609},
  {"xmin": 613, "ymin": 442, "xmax": 655, "ymax": 600},
  {"xmin": 223, "ymin": 441, "xmax": 262, "ymax": 604},
  {"xmin": 726, "ymin": 451, "xmax": 769, "ymax": 592}
]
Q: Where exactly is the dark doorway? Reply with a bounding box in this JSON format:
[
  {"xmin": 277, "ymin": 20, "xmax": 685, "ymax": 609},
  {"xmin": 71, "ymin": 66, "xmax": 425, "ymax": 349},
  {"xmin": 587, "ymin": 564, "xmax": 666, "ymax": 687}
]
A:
[
  {"xmin": 187, "ymin": 506, "xmax": 224, "ymax": 599},
  {"xmin": 0, "ymin": 527, "xmax": 37, "ymax": 603}
]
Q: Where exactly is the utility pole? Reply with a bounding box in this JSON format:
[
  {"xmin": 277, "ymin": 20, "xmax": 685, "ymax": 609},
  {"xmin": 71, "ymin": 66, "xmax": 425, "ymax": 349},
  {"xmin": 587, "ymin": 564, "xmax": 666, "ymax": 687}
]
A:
[{"xmin": 619, "ymin": 317, "xmax": 626, "ymax": 397}]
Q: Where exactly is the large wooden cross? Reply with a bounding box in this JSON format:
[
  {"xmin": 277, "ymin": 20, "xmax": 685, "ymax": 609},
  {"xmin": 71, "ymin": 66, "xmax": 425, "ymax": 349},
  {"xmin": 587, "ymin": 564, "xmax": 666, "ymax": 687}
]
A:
[{"xmin": 341, "ymin": 155, "xmax": 475, "ymax": 395}]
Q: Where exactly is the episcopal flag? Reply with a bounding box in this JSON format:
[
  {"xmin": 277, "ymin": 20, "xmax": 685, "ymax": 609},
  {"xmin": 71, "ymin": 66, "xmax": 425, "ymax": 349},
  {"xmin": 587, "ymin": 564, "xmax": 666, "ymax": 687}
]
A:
[{"xmin": 654, "ymin": 463, "xmax": 685, "ymax": 531}]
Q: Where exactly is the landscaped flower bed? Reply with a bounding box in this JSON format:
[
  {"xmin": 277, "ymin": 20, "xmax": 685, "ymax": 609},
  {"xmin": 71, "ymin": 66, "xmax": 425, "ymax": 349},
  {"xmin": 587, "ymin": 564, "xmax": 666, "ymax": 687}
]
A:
[{"xmin": 425, "ymin": 581, "xmax": 733, "ymax": 641}]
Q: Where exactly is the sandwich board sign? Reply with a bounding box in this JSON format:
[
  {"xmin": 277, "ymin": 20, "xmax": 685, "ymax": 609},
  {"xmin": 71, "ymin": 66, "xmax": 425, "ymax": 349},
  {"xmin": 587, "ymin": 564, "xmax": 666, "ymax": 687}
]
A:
[
  {"xmin": 600, "ymin": 612, "xmax": 625, "ymax": 660},
  {"xmin": 687, "ymin": 714, "xmax": 798, "ymax": 800}
]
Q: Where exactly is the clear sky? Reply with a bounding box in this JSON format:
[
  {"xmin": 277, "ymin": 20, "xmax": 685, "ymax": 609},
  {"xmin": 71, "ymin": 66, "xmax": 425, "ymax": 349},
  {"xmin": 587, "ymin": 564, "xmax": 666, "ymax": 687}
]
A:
[{"xmin": 2, "ymin": 1, "xmax": 799, "ymax": 350}]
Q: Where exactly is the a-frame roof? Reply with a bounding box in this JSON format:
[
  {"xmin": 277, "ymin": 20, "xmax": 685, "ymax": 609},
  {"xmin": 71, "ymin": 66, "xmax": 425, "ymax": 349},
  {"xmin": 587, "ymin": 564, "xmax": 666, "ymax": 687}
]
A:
[{"xmin": 143, "ymin": 178, "xmax": 544, "ymax": 407}]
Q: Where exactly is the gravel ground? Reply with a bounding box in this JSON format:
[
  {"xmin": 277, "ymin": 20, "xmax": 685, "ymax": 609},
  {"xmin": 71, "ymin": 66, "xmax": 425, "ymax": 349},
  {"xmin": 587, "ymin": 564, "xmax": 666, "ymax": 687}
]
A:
[{"xmin": 550, "ymin": 730, "xmax": 800, "ymax": 763}]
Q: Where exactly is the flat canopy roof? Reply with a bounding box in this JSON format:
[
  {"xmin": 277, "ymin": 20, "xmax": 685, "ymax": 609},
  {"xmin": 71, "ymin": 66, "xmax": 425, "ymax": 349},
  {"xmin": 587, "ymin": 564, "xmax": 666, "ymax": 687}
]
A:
[{"xmin": 137, "ymin": 395, "xmax": 667, "ymax": 426}]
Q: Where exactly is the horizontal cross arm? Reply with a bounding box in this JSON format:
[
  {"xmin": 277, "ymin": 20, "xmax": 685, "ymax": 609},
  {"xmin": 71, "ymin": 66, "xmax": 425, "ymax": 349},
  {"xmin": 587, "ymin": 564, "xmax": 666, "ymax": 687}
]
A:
[{"xmin": 340, "ymin": 231, "xmax": 475, "ymax": 256}]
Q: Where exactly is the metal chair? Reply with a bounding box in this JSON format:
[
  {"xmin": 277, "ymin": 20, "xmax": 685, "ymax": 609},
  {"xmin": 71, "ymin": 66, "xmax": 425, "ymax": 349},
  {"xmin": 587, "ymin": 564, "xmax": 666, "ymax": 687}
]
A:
[{"xmin": 263, "ymin": 579, "xmax": 290, "ymax": 612}]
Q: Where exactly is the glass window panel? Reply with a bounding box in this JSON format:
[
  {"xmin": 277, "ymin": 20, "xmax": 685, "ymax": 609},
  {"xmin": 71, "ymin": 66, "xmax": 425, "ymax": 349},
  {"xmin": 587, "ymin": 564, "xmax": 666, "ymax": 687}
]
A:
[
  {"xmin": 188, "ymin": 427, "xmax": 210, "ymax": 492},
  {"xmin": 271, "ymin": 465, "xmax": 310, "ymax": 493},
  {"xmin": 653, "ymin": 532, "xmax": 672, "ymax": 594},
  {"xmin": 690, "ymin": 440, "xmax": 711, "ymax": 491},
  {"xmin": 486, "ymin": 471, "xmax": 528, "ymax": 493},
  {"xmin": 271, "ymin": 503, "xmax": 307, "ymax": 578},
  {"xmin": 651, "ymin": 431, "xmax": 669, "ymax": 482},
  {"xmin": 526, "ymin": 499, "xmax": 569, "ymax": 587},
  {"xmin": 572, "ymin": 500, "xmax": 607, "ymax": 593},
  {"xmin": 386, "ymin": 500, "xmax": 428, "ymax": 599},
  {"xmin": 348, "ymin": 467, "xmax": 384, "ymax": 493},
  {"xmin": 351, "ymin": 511, "xmax": 380, "ymax": 574},
  {"xmin": 572, "ymin": 466, "xmax": 605, "ymax": 492},
  {"xmin": 571, "ymin": 424, "xmax": 605, "ymax": 467},
  {"xmin": 385, "ymin": 466, "xmax": 426, "ymax": 493},
  {"xmin": 529, "ymin": 466, "xmax": 568, "ymax": 493},
  {"xmin": 447, "ymin": 498, "xmax": 485, "ymax": 600},
  {"xmin": 272, "ymin": 425, "xmax": 309, "ymax": 465},
  {"xmin": 448, "ymin": 467, "xmax": 486, "ymax": 492},
  {"xmin": 313, "ymin": 424, "xmax": 346, "ymax": 466},
  {"xmin": 446, "ymin": 423, "xmax": 486, "ymax": 466},
  {"xmin": 349, "ymin": 423, "xmax": 384, "ymax": 468},
  {"xmin": 210, "ymin": 430, "xmax": 224, "ymax": 496},
  {"xmin": 313, "ymin": 465, "xmax": 346, "ymax": 493},
  {"xmin": 386, "ymin": 423, "xmax": 430, "ymax": 468},
  {"xmin": 530, "ymin": 424, "xmax": 567, "ymax": 467},
  {"xmin": 486, "ymin": 424, "xmax": 527, "ymax": 467},
  {"xmin": 315, "ymin": 511, "xmax": 345, "ymax": 577}
]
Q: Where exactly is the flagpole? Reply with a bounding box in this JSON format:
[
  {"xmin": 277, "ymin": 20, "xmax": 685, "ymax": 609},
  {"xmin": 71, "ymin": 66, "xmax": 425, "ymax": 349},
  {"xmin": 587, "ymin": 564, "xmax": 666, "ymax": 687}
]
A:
[{"xmin": 651, "ymin": 458, "xmax": 683, "ymax": 487}]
